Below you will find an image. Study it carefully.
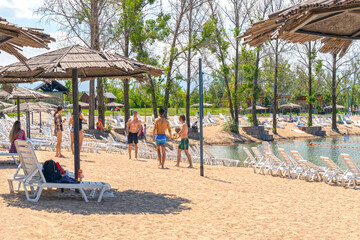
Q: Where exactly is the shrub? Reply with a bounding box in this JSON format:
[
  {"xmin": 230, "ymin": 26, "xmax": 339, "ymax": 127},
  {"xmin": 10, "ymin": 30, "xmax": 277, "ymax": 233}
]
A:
[
  {"xmin": 222, "ymin": 119, "xmax": 238, "ymax": 133},
  {"xmin": 247, "ymin": 114, "xmax": 254, "ymax": 126}
]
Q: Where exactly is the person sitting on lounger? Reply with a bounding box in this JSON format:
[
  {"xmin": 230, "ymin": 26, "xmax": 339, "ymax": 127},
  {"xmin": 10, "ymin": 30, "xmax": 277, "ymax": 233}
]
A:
[
  {"xmin": 9, "ymin": 120, "xmax": 26, "ymax": 153},
  {"xmin": 153, "ymin": 108, "xmax": 172, "ymax": 168},
  {"xmin": 96, "ymin": 119, "xmax": 105, "ymax": 132}
]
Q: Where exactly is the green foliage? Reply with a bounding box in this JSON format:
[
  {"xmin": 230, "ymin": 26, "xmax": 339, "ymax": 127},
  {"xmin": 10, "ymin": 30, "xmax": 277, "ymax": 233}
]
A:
[
  {"xmin": 247, "ymin": 114, "xmax": 254, "ymax": 126},
  {"xmin": 222, "ymin": 119, "xmax": 238, "ymax": 133}
]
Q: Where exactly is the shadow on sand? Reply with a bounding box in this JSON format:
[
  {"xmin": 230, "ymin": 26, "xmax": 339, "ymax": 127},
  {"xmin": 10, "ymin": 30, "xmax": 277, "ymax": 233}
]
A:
[{"xmin": 0, "ymin": 189, "xmax": 191, "ymax": 215}]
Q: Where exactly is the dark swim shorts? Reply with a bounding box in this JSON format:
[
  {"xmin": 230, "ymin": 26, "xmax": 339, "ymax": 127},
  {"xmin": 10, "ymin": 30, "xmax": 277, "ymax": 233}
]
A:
[{"xmin": 127, "ymin": 132, "xmax": 138, "ymax": 144}]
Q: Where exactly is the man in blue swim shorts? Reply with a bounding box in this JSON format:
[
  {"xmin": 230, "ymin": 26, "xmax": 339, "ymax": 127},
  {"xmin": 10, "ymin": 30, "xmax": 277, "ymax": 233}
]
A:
[{"xmin": 153, "ymin": 108, "xmax": 172, "ymax": 168}]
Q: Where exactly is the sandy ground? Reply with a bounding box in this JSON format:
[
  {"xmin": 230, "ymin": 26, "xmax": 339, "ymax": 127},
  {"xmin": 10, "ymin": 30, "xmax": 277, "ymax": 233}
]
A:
[{"xmin": 1, "ymin": 149, "xmax": 360, "ymax": 239}]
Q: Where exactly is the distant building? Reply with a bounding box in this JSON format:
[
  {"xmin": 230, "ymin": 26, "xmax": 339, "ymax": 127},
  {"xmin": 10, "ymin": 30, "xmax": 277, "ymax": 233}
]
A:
[
  {"xmin": 34, "ymin": 80, "xmax": 69, "ymax": 105},
  {"xmin": 80, "ymin": 92, "xmax": 116, "ymax": 109}
]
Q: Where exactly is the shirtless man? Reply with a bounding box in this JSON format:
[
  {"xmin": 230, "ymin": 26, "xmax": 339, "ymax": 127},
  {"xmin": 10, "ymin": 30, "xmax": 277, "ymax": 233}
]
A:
[
  {"xmin": 153, "ymin": 108, "xmax": 172, "ymax": 168},
  {"xmin": 175, "ymin": 115, "xmax": 193, "ymax": 168},
  {"xmin": 126, "ymin": 110, "xmax": 142, "ymax": 160}
]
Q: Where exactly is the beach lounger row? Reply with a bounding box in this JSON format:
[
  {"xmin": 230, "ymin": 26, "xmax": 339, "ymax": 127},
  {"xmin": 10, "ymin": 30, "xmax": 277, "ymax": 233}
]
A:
[{"xmin": 243, "ymin": 143, "xmax": 360, "ymax": 189}]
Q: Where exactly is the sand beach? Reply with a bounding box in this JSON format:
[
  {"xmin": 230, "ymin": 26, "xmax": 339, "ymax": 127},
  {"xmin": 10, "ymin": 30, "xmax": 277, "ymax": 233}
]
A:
[{"xmin": 1, "ymin": 149, "xmax": 360, "ymax": 239}]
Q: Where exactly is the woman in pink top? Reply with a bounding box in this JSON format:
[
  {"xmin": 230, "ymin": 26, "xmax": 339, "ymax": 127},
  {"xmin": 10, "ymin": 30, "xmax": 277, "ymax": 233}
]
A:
[{"xmin": 9, "ymin": 121, "xmax": 26, "ymax": 153}]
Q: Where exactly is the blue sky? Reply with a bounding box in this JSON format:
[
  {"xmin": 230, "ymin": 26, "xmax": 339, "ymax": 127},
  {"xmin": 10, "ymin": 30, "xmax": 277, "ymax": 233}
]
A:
[{"xmin": 0, "ymin": 0, "xmax": 90, "ymax": 91}]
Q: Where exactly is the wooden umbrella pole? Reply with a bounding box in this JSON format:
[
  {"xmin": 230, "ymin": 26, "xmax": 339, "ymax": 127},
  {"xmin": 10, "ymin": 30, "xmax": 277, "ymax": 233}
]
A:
[
  {"xmin": 26, "ymin": 111, "xmax": 31, "ymax": 138},
  {"xmin": 17, "ymin": 96, "xmax": 20, "ymax": 121},
  {"xmin": 72, "ymin": 69, "xmax": 80, "ymax": 180}
]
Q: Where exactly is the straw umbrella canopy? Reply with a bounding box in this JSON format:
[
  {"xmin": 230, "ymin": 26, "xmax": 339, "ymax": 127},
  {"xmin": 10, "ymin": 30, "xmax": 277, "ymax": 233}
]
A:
[
  {"xmin": 106, "ymin": 102, "xmax": 124, "ymax": 118},
  {"xmin": 0, "ymin": 17, "xmax": 54, "ymax": 64},
  {"xmin": 0, "ymin": 86, "xmax": 59, "ymax": 120},
  {"xmin": 106, "ymin": 102, "xmax": 124, "ymax": 107},
  {"xmin": 2, "ymin": 101, "xmax": 58, "ymax": 137},
  {"xmin": 239, "ymin": 0, "xmax": 360, "ymax": 58},
  {"xmin": 324, "ymin": 104, "xmax": 346, "ymax": 110},
  {"xmin": 0, "ymin": 101, "xmax": 13, "ymax": 108},
  {"xmin": 191, "ymin": 103, "xmax": 213, "ymax": 107},
  {"xmin": 2, "ymin": 101, "xmax": 57, "ymax": 113},
  {"xmin": 246, "ymin": 105, "xmax": 268, "ymax": 111},
  {"xmin": 67, "ymin": 102, "xmax": 89, "ymax": 108},
  {"xmin": 0, "ymin": 44, "xmax": 163, "ymax": 179}
]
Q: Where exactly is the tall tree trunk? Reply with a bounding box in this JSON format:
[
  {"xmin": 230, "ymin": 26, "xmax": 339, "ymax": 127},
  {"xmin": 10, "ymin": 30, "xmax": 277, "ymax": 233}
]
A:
[
  {"xmin": 149, "ymin": 75, "xmax": 158, "ymax": 119},
  {"xmin": 89, "ymin": 80, "xmax": 95, "ymax": 128},
  {"xmin": 163, "ymin": 5, "xmax": 185, "ymax": 118},
  {"xmin": 252, "ymin": 46, "xmax": 261, "ymax": 127},
  {"xmin": 163, "ymin": 60, "xmax": 173, "ymax": 118},
  {"xmin": 308, "ymin": 42, "xmax": 313, "ymax": 126},
  {"xmin": 97, "ymin": 77, "xmax": 105, "ymax": 124},
  {"xmin": 124, "ymin": 79, "xmax": 130, "ymax": 124},
  {"xmin": 186, "ymin": 1, "xmax": 193, "ymax": 128},
  {"xmin": 89, "ymin": 0, "xmax": 100, "ymax": 129},
  {"xmin": 272, "ymin": 40, "xmax": 279, "ymax": 134},
  {"xmin": 122, "ymin": 0, "xmax": 131, "ymax": 125},
  {"xmin": 233, "ymin": 7, "xmax": 240, "ymax": 133},
  {"xmin": 351, "ymin": 72, "xmax": 357, "ymax": 108},
  {"xmin": 331, "ymin": 53, "xmax": 338, "ymax": 131}
]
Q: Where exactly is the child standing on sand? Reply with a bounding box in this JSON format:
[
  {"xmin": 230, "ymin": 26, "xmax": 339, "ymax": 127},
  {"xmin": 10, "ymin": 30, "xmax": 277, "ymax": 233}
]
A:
[{"xmin": 174, "ymin": 115, "xmax": 193, "ymax": 168}]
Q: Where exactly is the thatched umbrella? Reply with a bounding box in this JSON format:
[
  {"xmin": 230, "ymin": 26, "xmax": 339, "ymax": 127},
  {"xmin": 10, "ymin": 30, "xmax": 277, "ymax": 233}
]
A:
[
  {"xmin": 106, "ymin": 102, "xmax": 124, "ymax": 107},
  {"xmin": 246, "ymin": 105, "xmax": 268, "ymax": 111},
  {"xmin": 0, "ymin": 44, "xmax": 162, "ymax": 179},
  {"xmin": 239, "ymin": 0, "xmax": 360, "ymax": 58},
  {"xmin": 280, "ymin": 103, "xmax": 301, "ymax": 113},
  {"xmin": 191, "ymin": 103, "xmax": 213, "ymax": 107},
  {"xmin": 323, "ymin": 104, "xmax": 346, "ymax": 110},
  {"xmin": 2, "ymin": 101, "xmax": 57, "ymax": 113},
  {"xmin": 2, "ymin": 101, "xmax": 57, "ymax": 137},
  {"xmin": 0, "ymin": 101, "xmax": 13, "ymax": 108},
  {"xmin": 67, "ymin": 102, "xmax": 89, "ymax": 108},
  {"xmin": 0, "ymin": 17, "xmax": 54, "ymax": 64},
  {"xmin": 0, "ymin": 86, "xmax": 59, "ymax": 120},
  {"xmin": 106, "ymin": 102, "xmax": 124, "ymax": 118}
]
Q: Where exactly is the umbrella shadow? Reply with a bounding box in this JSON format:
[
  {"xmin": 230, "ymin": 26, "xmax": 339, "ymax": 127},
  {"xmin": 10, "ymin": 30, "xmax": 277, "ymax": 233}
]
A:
[
  {"xmin": 1, "ymin": 189, "xmax": 192, "ymax": 215},
  {"xmin": 0, "ymin": 162, "xmax": 18, "ymax": 169}
]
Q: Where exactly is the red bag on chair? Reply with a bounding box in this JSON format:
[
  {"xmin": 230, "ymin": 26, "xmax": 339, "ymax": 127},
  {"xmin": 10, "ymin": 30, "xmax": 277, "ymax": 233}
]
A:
[{"xmin": 56, "ymin": 162, "xmax": 65, "ymax": 175}]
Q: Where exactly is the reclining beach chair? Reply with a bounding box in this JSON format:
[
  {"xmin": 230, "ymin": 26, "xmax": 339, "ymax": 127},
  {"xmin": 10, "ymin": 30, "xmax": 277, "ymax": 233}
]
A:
[
  {"xmin": 0, "ymin": 152, "xmax": 19, "ymax": 165},
  {"xmin": 243, "ymin": 147, "xmax": 256, "ymax": 167},
  {"xmin": 319, "ymin": 156, "xmax": 349, "ymax": 185},
  {"xmin": 262, "ymin": 141, "xmax": 273, "ymax": 155},
  {"xmin": 290, "ymin": 151, "xmax": 325, "ymax": 182},
  {"xmin": 265, "ymin": 153, "xmax": 289, "ymax": 177},
  {"xmin": 8, "ymin": 140, "xmax": 111, "ymax": 202},
  {"xmin": 340, "ymin": 154, "xmax": 360, "ymax": 189},
  {"xmin": 251, "ymin": 147, "xmax": 271, "ymax": 174},
  {"xmin": 277, "ymin": 148, "xmax": 304, "ymax": 179}
]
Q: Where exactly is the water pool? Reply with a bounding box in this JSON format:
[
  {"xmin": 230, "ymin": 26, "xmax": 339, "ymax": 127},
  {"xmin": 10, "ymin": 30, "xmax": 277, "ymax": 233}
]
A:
[{"xmin": 207, "ymin": 136, "xmax": 360, "ymax": 170}]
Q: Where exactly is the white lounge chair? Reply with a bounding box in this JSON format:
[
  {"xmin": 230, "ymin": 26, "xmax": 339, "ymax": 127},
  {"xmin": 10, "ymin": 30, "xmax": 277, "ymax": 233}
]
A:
[
  {"xmin": 290, "ymin": 151, "xmax": 325, "ymax": 182},
  {"xmin": 277, "ymin": 148, "xmax": 304, "ymax": 179},
  {"xmin": 262, "ymin": 141, "xmax": 273, "ymax": 154},
  {"xmin": 340, "ymin": 154, "xmax": 360, "ymax": 189},
  {"xmin": 343, "ymin": 120, "xmax": 353, "ymax": 128},
  {"xmin": 319, "ymin": 156, "xmax": 349, "ymax": 185},
  {"xmin": 243, "ymin": 147, "xmax": 256, "ymax": 167},
  {"xmin": 0, "ymin": 152, "xmax": 19, "ymax": 165},
  {"xmin": 8, "ymin": 140, "xmax": 111, "ymax": 202},
  {"xmin": 265, "ymin": 153, "xmax": 290, "ymax": 177},
  {"xmin": 251, "ymin": 147, "xmax": 270, "ymax": 174}
]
